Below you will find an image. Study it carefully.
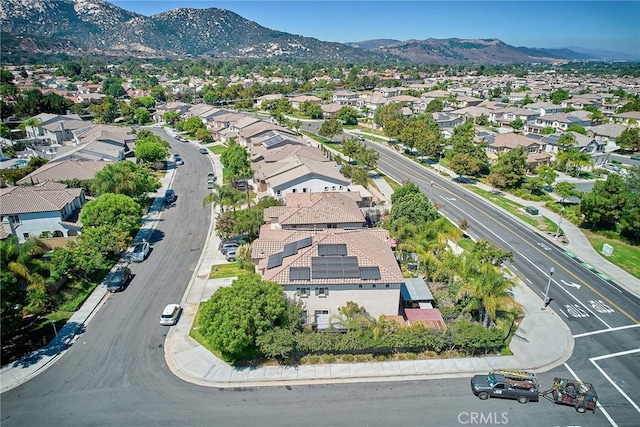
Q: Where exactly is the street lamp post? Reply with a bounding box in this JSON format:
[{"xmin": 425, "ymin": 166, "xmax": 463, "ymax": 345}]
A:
[
  {"xmin": 50, "ymin": 319, "xmax": 58, "ymax": 338},
  {"xmin": 429, "ymin": 180, "xmax": 434, "ymax": 204},
  {"xmin": 542, "ymin": 267, "xmax": 555, "ymax": 310},
  {"xmin": 554, "ymin": 207, "xmax": 565, "ymax": 240}
]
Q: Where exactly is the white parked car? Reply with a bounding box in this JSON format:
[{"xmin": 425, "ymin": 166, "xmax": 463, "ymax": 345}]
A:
[
  {"xmin": 130, "ymin": 240, "xmax": 150, "ymax": 262},
  {"xmin": 160, "ymin": 304, "xmax": 182, "ymax": 326}
]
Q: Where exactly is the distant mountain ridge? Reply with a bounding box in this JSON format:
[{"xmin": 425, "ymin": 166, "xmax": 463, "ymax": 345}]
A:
[
  {"xmin": 345, "ymin": 38, "xmax": 638, "ymax": 63},
  {"xmin": 1, "ymin": 0, "xmax": 636, "ymax": 63}
]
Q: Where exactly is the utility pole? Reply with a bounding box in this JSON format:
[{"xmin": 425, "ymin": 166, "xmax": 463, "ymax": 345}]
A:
[
  {"xmin": 554, "ymin": 207, "xmax": 565, "ymax": 240},
  {"xmin": 542, "ymin": 267, "xmax": 554, "ymax": 310}
]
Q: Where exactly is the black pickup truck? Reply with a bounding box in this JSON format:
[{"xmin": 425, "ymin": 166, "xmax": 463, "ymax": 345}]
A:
[{"xmin": 471, "ymin": 372, "xmax": 540, "ymax": 404}]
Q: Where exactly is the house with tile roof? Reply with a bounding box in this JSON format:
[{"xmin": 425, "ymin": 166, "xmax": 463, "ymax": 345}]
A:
[
  {"xmin": 612, "ymin": 111, "xmax": 640, "ymax": 127},
  {"xmin": 530, "ymin": 112, "xmax": 592, "ymax": 133},
  {"xmin": 587, "ymin": 124, "xmax": 627, "ymax": 153},
  {"xmin": 263, "ymin": 192, "xmax": 366, "ymax": 231},
  {"xmin": 251, "ymin": 228, "xmax": 404, "ymax": 327},
  {"xmin": 238, "ymin": 122, "xmax": 297, "ymax": 149},
  {"xmin": 45, "ymin": 124, "xmax": 136, "ymax": 162},
  {"xmin": 23, "ymin": 113, "xmax": 87, "ymax": 146},
  {"xmin": 253, "ymin": 155, "xmax": 350, "ymax": 200},
  {"xmin": 321, "ymin": 103, "xmax": 343, "ymax": 119},
  {"xmin": 17, "ymin": 159, "xmax": 110, "ymax": 185},
  {"xmin": 489, "ymin": 107, "xmax": 540, "ymax": 128},
  {"xmin": 0, "ymin": 181, "xmax": 85, "ymax": 243},
  {"xmin": 357, "ymin": 95, "xmax": 389, "ymax": 118},
  {"xmin": 289, "ymin": 95, "xmax": 322, "ymax": 110},
  {"xmin": 153, "ymin": 101, "xmax": 191, "ymax": 122},
  {"xmin": 524, "ymin": 101, "xmax": 564, "ymax": 117},
  {"xmin": 332, "ymin": 90, "xmax": 359, "ymax": 106},
  {"xmin": 485, "ymin": 132, "xmax": 551, "ymax": 170},
  {"xmin": 529, "ymin": 132, "xmax": 608, "ymax": 169}
]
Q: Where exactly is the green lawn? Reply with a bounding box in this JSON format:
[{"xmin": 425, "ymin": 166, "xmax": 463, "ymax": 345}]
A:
[
  {"xmin": 466, "ymin": 186, "xmax": 557, "ymax": 233},
  {"xmin": 585, "ymin": 233, "xmax": 640, "ymax": 279},
  {"xmin": 208, "ymin": 144, "xmax": 227, "ymax": 155},
  {"xmin": 209, "ymin": 263, "xmax": 243, "ymax": 279}
]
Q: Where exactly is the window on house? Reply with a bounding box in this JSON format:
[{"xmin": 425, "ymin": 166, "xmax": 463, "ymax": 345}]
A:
[
  {"xmin": 276, "ymin": 190, "xmax": 281, "ymax": 196},
  {"xmin": 372, "ymin": 284, "xmax": 376, "ymax": 288},
  {"xmin": 315, "ymin": 287, "xmax": 328, "ymax": 297},
  {"xmin": 359, "ymin": 284, "xmax": 363, "ymax": 288},
  {"xmin": 22, "ymin": 232, "xmax": 30, "ymax": 239},
  {"xmin": 296, "ymin": 287, "xmax": 309, "ymax": 297},
  {"xmin": 327, "ymin": 223, "xmax": 337, "ymax": 229},
  {"xmin": 332, "ymin": 186, "xmax": 336, "ymax": 191},
  {"xmin": 4, "ymin": 215, "xmax": 19, "ymax": 224},
  {"xmin": 324, "ymin": 186, "xmax": 329, "ymax": 191},
  {"xmin": 385, "ymin": 284, "xmax": 390, "ymax": 288},
  {"xmin": 292, "ymin": 189, "xmax": 297, "ymax": 193},
  {"xmin": 303, "ymin": 188, "xmax": 308, "ymax": 193},
  {"xmin": 339, "ymin": 186, "xmax": 343, "ymax": 190}
]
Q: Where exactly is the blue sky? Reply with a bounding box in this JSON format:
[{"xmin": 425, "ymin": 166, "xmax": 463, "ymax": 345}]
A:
[{"xmin": 110, "ymin": 1, "xmax": 640, "ymax": 55}]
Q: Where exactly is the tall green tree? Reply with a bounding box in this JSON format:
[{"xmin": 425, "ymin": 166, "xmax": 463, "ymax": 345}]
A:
[
  {"xmin": 489, "ymin": 147, "xmax": 527, "ymax": 188},
  {"xmin": 319, "ymin": 118, "xmax": 343, "ymax": 141},
  {"xmin": 336, "ymin": 106, "xmax": 359, "ymax": 125},
  {"xmin": 89, "ymin": 96, "xmax": 119, "ymax": 124},
  {"xmin": 580, "ymin": 174, "xmax": 627, "ymax": 230},
  {"xmin": 616, "ymin": 127, "xmax": 640, "ymax": 152},
  {"xmin": 220, "ymin": 144, "xmax": 251, "ymax": 180},
  {"xmin": 373, "ymin": 103, "xmax": 404, "ymax": 137},
  {"xmin": 80, "ymin": 193, "xmax": 143, "ymax": 236},
  {"xmin": 198, "ymin": 273, "xmax": 288, "ymax": 361},
  {"xmin": 91, "ymin": 160, "xmax": 160, "ymax": 199}
]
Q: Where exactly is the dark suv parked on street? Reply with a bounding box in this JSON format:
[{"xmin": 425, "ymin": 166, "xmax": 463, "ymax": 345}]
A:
[{"xmin": 106, "ymin": 264, "xmax": 131, "ymax": 293}]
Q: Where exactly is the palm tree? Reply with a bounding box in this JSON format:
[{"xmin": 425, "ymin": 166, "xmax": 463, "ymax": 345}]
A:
[
  {"xmin": 456, "ymin": 264, "xmax": 518, "ymax": 328},
  {"xmin": 2, "ymin": 237, "xmax": 51, "ymax": 315},
  {"xmin": 573, "ymin": 151, "xmax": 594, "ymax": 177},
  {"xmin": 202, "ymin": 184, "xmax": 226, "ymax": 213},
  {"xmin": 557, "ymin": 132, "xmax": 577, "ymax": 147}
]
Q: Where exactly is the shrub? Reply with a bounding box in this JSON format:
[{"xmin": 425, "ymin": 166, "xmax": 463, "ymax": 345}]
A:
[
  {"xmin": 307, "ymin": 355, "xmax": 321, "ymax": 364},
  {"xmin": 321, "ymin": 354, "xmax": 336, "ymax": 364},
  {"xmin": 341, "ymin": 354, "xmax": 355, "ymax": 363}
]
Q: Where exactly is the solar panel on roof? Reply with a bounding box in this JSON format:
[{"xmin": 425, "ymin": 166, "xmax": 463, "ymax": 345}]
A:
[
  {"xmin": 360, "ymin": 266, "xmax": 381, "ymax": 280},
  {"xmin": 311, "ymin": 256, "xmax": 360, "ymax": 279},
  {"xmin": 267, "ymin": 252, "xmax": 283, "ymax": 269},
  {"xmin": 289, "ymin": 267, "xmax": 310, "ymax": 280},
  {"xmin": 282, "ymin": 242, "xmax": 298, "ymax": 257},
  {"xmin": 318, "ymin": 243, "xmax": 347, "ymax": 256},
  {"xmin": 297, "ymin": 237, "xmax": 312, "ymax": 250}
]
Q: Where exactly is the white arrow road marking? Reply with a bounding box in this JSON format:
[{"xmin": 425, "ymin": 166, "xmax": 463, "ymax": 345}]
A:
[{"xmin": 561, "ymin": 279, "xmax": 581, "ymax": 289}]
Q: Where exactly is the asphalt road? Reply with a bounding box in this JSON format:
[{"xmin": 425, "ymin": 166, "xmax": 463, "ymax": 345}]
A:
[
  {"xmin": 360, "ymin": 137, "xmax": 640, "ymax": 426},
  {"xmin": 1, "ymin": 129, "xmax": 638, "ymax": 427}
]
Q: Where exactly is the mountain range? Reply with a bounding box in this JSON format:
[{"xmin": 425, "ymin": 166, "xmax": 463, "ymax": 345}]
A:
[{"xmin": 1, "ymin": 0, "xmax": 636, "ymax": 64}]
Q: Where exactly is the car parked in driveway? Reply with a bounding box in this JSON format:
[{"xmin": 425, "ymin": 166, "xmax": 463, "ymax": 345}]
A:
[
  {"xmin": 130, "ymin": 240, "xmax": 150, "ymax": 262},
  {"xmin": 225, "ymin": 248, "xmax": 237, "ymax": 262},
  {"xmin": 160, "ymin": 304, "xmax": 182, "ymax": 326},
  {"xmin": 106, "ymin": 264, "xmax": 131, "ymax": 293},
  {"xmin": 221, "ymin": 242, "xmax": 240, "ymax": 254}
]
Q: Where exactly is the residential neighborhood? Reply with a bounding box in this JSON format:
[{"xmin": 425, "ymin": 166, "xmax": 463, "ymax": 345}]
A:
[{"xmin": 1, "ymin": 47, "xmax": 640, "ymax": 427}]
